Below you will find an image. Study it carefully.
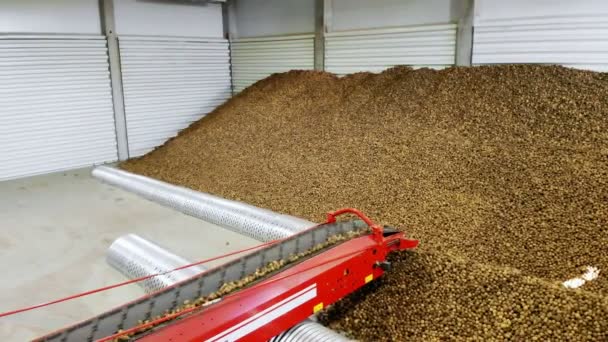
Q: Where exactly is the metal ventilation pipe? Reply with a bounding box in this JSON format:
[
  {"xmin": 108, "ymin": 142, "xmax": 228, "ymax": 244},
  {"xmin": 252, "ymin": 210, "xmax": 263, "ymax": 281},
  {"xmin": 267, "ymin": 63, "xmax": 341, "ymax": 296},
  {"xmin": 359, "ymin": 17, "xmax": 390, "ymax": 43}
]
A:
[
  {"xmin": 106, "ymin": 234, "xmax": 206, "ymax": 293},
  {"xmin": 93, "ymin": 166, "xmax": 312, "ymax": 241},
  {"xmin": 97, "ymin": 166, "xmax": 351, "ymax": 341},
  {"xmin": 270, "ymin": 318, "xmax": 352, "ymax": 342}
]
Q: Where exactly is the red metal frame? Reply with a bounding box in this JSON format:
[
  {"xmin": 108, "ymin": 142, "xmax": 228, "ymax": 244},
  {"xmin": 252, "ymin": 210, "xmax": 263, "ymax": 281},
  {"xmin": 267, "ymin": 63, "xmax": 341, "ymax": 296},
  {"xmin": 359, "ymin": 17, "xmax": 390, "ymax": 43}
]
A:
[{"xmin": 138, "ymin": 209, "xmax": 418, "ymax": 342}]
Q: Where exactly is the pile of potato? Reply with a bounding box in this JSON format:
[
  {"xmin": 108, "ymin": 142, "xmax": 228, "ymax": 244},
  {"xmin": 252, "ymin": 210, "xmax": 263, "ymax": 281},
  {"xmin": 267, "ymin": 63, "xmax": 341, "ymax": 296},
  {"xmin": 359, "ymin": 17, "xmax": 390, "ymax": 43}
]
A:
[{"xmin": 123, "ymin": 65, "xmax": 608, "ymax": 340}]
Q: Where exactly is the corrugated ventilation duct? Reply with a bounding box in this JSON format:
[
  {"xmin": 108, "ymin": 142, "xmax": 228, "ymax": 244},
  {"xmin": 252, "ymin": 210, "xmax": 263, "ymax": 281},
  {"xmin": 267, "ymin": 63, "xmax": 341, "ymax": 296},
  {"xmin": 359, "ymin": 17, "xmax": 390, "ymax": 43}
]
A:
[{"xmin": 107, "ymin": 233, "xmax": 207, "ymax": 293}]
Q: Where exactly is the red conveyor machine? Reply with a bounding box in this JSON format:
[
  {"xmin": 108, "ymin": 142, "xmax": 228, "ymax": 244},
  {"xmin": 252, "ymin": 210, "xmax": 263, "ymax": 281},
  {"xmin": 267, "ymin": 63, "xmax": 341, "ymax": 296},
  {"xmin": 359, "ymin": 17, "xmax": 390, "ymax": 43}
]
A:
[{"xmin": 13, "ymin": 209, "xmax": 418, "ymax": 342}]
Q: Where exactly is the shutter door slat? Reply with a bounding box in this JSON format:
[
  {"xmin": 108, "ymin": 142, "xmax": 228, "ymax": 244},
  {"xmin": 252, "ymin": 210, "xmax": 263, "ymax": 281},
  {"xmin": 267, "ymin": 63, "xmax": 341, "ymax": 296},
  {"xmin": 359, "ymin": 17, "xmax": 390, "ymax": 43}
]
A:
[
  {"xmin": 0, "ymin": 35, "xmax": 117, "ymax": 181},
  {"xmin": 230, "ymin": 34, "xmax": 315, "ymax": 93},
  {"xmin": 473, "ymin": 15, "xmax": 608, "ymax": 71},
  {"xmin": 325, "ymin": 24, "xmax": 457, "ymax": 76},
  {"xmin": 119, "ymin": 36, "xmax": 231, "ymax": 157}
]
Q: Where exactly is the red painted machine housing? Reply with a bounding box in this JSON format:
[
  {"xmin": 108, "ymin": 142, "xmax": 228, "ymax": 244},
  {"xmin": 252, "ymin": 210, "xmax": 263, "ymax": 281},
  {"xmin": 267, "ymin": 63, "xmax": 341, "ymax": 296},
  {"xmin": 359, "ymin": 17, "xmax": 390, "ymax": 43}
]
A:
[{"xmin": 138, "ymin": 209, "xmax": 419, "ymax": 342}]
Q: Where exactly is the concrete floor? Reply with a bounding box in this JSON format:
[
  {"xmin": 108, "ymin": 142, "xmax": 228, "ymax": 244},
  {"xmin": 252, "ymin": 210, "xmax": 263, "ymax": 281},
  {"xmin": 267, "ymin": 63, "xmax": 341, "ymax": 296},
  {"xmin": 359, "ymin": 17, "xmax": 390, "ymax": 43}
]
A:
[{"xmin": 0, "ymin": 167, "xmax": 258, "ymax": 341}]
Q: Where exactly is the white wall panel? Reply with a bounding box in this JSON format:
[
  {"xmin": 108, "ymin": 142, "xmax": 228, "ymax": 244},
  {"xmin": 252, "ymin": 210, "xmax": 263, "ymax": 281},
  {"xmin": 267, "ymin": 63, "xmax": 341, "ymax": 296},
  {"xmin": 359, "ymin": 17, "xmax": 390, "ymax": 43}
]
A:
[
  {"xmin": 119, "ymin": 36, "xmax": 231, "ymax": 157},
  {"xmin": 473, "ymin": 0, "xmax": 608, "ymax": 71},
  {"xmin": 325, "ymin": 24, "xmax": 457, "ymax": 75},
  {"xmin": 231, "ymin": 34, "xmax": 314, "ymax": 92},
  {"xmin": 330, "ymin": 0, "xmax": 457, "ymax": 31},
  {"xmin": 0, "ymin": 35, "xmax": 117, "ymax": 181},
  {"xmin": 474, "ymin": 0, "xmax": 608, "ymax": 20},
  {"xmin": 0, "ymin": 0, "xmax": 100, "ymax": 34},
  {"xmin": 114, "ymin": 0, "xmax": 223, "ymax": 38},
  {"xmin": 232, "ymin": 0, "xmax": 315, "ymax": 38}
]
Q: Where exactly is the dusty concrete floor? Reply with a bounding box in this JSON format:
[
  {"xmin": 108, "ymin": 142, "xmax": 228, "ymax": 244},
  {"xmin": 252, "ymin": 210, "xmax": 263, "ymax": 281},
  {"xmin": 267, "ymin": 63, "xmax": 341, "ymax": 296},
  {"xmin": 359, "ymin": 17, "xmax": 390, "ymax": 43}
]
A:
[{"xmin": 0, "ymin": 167, "xmax": 258, "ymax": 340}]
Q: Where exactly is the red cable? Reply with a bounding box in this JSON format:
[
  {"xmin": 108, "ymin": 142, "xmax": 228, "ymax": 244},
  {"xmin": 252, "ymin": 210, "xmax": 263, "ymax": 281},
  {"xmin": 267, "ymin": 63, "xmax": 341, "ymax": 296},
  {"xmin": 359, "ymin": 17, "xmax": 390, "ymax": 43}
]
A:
[
  {"xmin": 0, "ymin": 218, "xmax": 332, "ymax": 319},
  {"xmin": 0, "ymin": 237, "xmax": 287, "ymax": 319},
  {"xmin": 0, "ymin": 209, "xmax": 369, "ymax": 339},
  {"xmin": 95, "ymin": 306, "xmax": 199, "ymax": 342}
]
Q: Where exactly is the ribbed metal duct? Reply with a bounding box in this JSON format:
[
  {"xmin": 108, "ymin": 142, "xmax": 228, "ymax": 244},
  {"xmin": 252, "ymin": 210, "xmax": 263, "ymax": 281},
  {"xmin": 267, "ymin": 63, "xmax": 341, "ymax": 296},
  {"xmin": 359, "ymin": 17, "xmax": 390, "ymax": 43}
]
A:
[
  {"xmin": 270, "ymin": 318, "xmax": 352, "ymax": 342},
  {"xmin": 92, "ymin": 166, "xmax": 312, "ymax": 241},
  {"xmin": 107, "ymin": 233, "xmax": 206, "ymax": 293}
]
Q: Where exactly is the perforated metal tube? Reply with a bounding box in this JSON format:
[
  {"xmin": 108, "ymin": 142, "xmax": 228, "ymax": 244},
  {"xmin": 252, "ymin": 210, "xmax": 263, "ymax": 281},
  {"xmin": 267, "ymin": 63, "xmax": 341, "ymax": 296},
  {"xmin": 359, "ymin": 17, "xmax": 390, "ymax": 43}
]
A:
[
  {"xmin": 92, "ymin": 166, "xmax": 313, "ymax": 241},
  {"xmin": 107, "ymin": 234, "xmax": 206, "ymax": 293}
]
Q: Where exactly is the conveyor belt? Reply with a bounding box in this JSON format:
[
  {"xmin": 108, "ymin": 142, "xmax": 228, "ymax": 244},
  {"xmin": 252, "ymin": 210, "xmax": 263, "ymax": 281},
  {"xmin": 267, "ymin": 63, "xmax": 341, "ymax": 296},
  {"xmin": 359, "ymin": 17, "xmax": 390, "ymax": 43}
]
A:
[{"xmin": 37, "ymin": 220, "xmax": 365, "ymax": 342}]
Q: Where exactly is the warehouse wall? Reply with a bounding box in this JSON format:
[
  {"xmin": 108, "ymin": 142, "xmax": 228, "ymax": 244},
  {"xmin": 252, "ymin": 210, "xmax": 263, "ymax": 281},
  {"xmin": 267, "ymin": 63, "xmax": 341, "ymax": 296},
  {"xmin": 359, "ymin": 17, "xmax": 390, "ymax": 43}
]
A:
[
  {"xmin": 229, "ymin": 0, "xmax": 316, "ymax": 92},
  {"xmin": 0, "ymin": 0, "xmax": 118, "ymax": 181},
  {"xmin": 1, "ymin": 0, "xmax": 232, "ymax": 180},
  {"xmin": 112, "ymin": 0, "xmax": 231, "ymax": 157},
  {"xmin": 473, "ymin": 0, "xmax": 608, "ymax": 71},
  {"xmin": 5, "ymin": 0, "xmax": 608, "ymax": 181},
  {"xmin": 231, "ymin": 0, "xmax": 608, "ymax": 81},
  {"xmin": 324, "ymin": 0, "xmax": 463, "ymax": 75},
  {"xmin": 229, "ymin": 0, "xmax": 465, "ymax": 89}
]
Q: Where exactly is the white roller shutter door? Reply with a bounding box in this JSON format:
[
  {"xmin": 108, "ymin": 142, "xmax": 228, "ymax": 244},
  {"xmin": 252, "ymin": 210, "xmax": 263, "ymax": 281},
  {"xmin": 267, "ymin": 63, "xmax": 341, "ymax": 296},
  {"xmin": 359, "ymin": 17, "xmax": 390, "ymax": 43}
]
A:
[
  {"xmin": 0, "ymin": 35, "xmax": 117, "ymax": 181},
  {"xmin": 231, "ymin": 34, "xmax": 314, "ymax": 93},
  {"xmin": 325, "ymin": 24, "xmax": 457, "ymax": 76},
  {"xmin": 473, "ymin": 15, "xmax": 608, "ymax": 71},
  {"xmin": 119, "ymin": 36, "xmax": 231, "ymax": 157}
]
